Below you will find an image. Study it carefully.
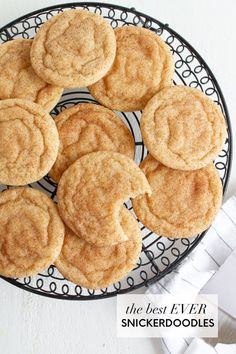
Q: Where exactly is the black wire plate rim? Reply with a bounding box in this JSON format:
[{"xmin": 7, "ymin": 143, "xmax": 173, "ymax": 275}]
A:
[{"xmin": 0, "ymin": 2, "xmax": 232, "ymax": 300}]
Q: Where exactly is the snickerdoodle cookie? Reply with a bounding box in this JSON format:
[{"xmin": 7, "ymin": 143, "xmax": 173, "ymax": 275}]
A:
[
  {"xmin": 55, "ymin": 208, "xmax": 141, "ymax": 289},
  {"xmin": 89, "ymin": 26, "xmax": 174, "ymax": 112},
  {"xmin": 30, "ymin": 10, "xmax": 116, "ymax": 88},
  {"xmin": 57, "ymin": 151, "xmax": 151, "ymax": 246},
  {"xmin": 0, "ymin": 99, "xmax": 59, "ymax": 186},
  {"xmin": 0, "ymin": 39, "xmax": 63, "ymax": 111},
  {"xmin": 141, "ymin": 86, "xmax": 226, "ymax": 170},
  {"xmin": 0, "ymin": 187, "xmax": 64, "ymax": 278},
  {"xmin": 132, "ymin": 155, "xmax": 222, "ymax": 238},
  {"xmin": 50, "ymin": 103, "xmax": 134, "ymax": 182}
]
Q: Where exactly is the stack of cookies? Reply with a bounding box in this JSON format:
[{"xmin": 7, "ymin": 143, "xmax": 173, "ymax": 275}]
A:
[{"xmin": 0, "ymin": 9, "xmax": 226, "ymax": 289}]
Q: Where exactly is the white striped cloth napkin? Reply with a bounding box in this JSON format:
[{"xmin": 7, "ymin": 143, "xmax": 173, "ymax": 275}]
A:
[{"xmin": 147, "ymin": 194, "xmax": 236, "ymax": 354}]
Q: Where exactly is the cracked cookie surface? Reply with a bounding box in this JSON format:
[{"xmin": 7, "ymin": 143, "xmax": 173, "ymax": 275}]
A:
[
  {"xmin": 55, "ymin": 207, "xmax": 141, "ymax": 289},
  {"xmin": 0, "ymin": 39, "xmax": 63, "ymax": 111},
  {"xmin": 50, "ymin": 103, "xmax": 134, "ymax": 182},
  {"xmin": 0, "ymin": 99, "xmax": 59, "ymax": 185},
  {"xmin": 57, "ymin": 151, "xmax": 151, "ymax": 246},
  {"xmin": 30, "ymin": 10, "xmax": 116, "ymax": 88},
  {"xmin": 132, "ymin": 155, "xmax": 222, "ymax": 238},
  {"xmin": 0, "ymin": 187, "xmax": 64, "ymax": 277},
  {"xmin": 89, "ymin": 26, "xmax": 174, "ymax": 112},
  {"xmin": 141, "ymin": 86, "xmax": 226, "ymax": 170}
]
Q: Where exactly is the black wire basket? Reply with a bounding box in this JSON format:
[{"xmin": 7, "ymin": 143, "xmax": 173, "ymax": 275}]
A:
[{"xmin": 0, "ymin": 2, "xmax": 232, "ymax": 300}]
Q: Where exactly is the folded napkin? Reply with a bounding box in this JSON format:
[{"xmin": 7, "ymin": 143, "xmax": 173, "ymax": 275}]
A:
[
  {"xmin": 185, "ymin": 339, "xmax": 236, "ymax": 354},
  {"xmin": 147, "ymin": 194, "xmax": 236, "ymax": 354}
]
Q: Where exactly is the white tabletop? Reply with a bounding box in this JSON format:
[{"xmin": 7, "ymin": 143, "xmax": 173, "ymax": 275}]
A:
[{"xmin": 0, "ymin": 1, "xmax": 235, "ymax": 353}]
